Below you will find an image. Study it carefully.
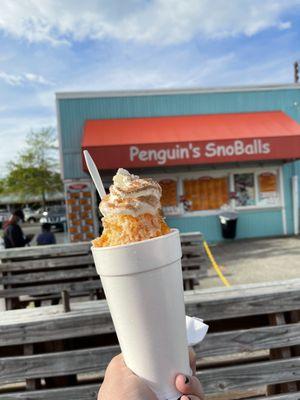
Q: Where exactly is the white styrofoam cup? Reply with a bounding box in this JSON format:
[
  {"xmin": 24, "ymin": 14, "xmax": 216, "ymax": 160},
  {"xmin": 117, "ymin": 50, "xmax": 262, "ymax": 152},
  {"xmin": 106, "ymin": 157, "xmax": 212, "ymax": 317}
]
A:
[{"xmin": 92, "ymin": 228, "xmax": 190, "ymax": 400}]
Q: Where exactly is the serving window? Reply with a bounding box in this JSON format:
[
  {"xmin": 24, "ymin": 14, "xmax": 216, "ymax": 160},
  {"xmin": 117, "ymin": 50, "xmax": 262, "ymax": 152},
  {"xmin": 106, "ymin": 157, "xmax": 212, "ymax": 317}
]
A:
[{"xmin": 153, "ymin": 167, "xmax": 282, "ymax": 216}]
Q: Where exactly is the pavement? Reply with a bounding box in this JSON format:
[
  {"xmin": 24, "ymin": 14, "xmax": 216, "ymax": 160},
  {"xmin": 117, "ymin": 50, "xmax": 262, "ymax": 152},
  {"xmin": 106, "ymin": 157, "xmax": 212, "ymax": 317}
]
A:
[{"xmin": 200, "ymin": 236, "xmax": 300, "ymax": 289}]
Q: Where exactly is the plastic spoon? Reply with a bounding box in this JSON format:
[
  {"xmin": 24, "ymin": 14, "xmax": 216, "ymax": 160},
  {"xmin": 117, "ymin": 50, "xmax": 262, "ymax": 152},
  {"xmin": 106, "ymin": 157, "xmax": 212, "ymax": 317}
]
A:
[{"xmin": 83, "ymin": 150, "xmax": 106, "ymax": 199}]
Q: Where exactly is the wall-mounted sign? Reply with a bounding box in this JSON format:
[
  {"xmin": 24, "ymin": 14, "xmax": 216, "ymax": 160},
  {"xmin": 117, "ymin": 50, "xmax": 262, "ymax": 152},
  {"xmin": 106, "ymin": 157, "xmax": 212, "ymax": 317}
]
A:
[
  {"xmin": 82, "ymin": 112, "xmax": 300, "ymax": 170},
  {"xmin": 258, "ymin": 172, "xmax": 279, "ymax": 205},
  {"xmin": 65, "ymin": 180, "xmax": 98, "ymax": 242},
  {"xmin": 159, "ymin": 179, "xmax": 180, "ymax": 215},
  {"xmin": 183, "ymin": 176, "xmax": 229, "ymax": 211}
]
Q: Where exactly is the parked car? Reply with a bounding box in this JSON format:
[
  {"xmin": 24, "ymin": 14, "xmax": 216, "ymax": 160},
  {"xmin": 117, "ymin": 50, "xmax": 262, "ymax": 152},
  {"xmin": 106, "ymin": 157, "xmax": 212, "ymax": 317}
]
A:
[
  {"xmin": 23, "ymin": 207, "xmax": 47, "ymax": 223},
  {"xmin": 39, "ymin": 206, "xmax": 67, "ymax": 231}
]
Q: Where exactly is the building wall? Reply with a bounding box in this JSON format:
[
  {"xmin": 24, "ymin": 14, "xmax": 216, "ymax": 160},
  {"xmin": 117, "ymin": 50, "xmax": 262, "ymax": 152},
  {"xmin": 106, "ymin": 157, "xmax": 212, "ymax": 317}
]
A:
[
  {"xmin": 57, "ymin": 86, "xmax": 300, "ymax": 240},
  {"xmin": 57, "ymin": 86, "xmax": 300, "ymax": 180},
  {"xmin": 167, "ymin": 209, "xmax": 284, "ymax": 241}
]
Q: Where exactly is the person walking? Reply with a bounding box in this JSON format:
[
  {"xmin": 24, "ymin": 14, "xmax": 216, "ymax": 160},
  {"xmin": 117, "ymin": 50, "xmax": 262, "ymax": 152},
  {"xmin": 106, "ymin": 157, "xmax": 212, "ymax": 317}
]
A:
[{"xmin": 3, "ymin": 209, "xmax": 33, "ymax": 248}]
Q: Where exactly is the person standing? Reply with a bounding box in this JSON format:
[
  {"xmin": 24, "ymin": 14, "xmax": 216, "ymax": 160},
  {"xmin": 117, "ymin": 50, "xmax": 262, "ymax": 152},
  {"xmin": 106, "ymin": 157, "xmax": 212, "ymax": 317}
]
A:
[{"xmin": 3, "ymin": 210, "xmax": 32, "ymax": 248}]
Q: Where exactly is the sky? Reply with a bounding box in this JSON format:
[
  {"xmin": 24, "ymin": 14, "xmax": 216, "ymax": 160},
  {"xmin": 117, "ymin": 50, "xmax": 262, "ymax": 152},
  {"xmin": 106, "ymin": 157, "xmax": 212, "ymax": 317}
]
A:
[{"xmin": 1, "ymin": 0, "xmax": 300, "ymax": 175}]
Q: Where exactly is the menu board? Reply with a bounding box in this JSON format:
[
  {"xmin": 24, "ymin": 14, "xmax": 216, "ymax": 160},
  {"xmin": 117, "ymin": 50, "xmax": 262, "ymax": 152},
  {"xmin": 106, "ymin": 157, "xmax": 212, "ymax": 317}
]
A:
[
  {"xmin": 159, "ymin": 179, "xmax": 180, "ymax": 215},
  {"xmin": 65, "ymin": 181, "xmax": 97, "ymax": 242},
  {"xmin": 183, "ymin": 176, "xmax": 228, "ymax": 211},
  {"xmin": 258, "ymin": 172, "xmax": 279, "ymax": 205},
  {"xmin": 259, "ymin": 172, "xmax": 277, "ymax": 193}
]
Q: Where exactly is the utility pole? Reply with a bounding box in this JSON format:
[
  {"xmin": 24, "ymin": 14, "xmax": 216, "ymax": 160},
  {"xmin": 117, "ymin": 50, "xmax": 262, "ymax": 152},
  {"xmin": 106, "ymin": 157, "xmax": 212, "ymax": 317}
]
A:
[{"xmin": 294, "ymin": 61, "xmax": 299, "ymax": 83}]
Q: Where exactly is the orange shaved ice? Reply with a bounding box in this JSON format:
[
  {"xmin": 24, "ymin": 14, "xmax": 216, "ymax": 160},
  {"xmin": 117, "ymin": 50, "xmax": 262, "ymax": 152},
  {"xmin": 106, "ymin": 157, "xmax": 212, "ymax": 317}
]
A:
[{"xmin": 93, "ymin": 213, "xmax": 170, "ymax": 247}]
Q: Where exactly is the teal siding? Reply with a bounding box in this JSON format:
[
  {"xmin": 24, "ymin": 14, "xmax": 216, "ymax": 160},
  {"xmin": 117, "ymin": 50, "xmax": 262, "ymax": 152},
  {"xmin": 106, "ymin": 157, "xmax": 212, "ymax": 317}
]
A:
[
  {"xmin": 57, "ymin": 85, "xmax": 300, "ymax": 240},
  {"xmin": 58, "ymin": 87, "xmax": 300, "ymax": 180},
  {"xmin": 166, "ymin": 209, "xmax": 283, "ymax": 242},
  {"xmin": 283, "ymin": 162, "xmax": 294, "ymax": 235}
]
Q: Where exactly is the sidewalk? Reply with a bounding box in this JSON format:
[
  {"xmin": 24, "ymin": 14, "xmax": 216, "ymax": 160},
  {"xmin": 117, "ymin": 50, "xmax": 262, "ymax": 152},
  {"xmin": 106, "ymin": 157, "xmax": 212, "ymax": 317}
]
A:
[{"xmin": 201, "ymin": 236, "xmax": 300, "ymax": 289}]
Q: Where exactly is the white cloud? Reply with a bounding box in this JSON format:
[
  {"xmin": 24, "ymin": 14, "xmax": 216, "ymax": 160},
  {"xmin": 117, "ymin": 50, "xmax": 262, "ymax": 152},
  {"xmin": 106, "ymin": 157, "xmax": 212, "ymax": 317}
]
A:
[
  {"xmin": 0, "ymin": 0, "xmax": 299, "ymax": 46},
  {"xmin": 0, "ymin": 71, "xmax": 53, "ymax": 86},
  {"xmin": 24, "ymin": 73, "xmax": 52, "ymax": 85}
]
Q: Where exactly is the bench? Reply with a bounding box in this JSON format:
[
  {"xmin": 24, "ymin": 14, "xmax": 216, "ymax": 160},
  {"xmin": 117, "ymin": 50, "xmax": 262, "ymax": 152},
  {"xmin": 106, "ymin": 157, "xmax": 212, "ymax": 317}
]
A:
[
  {"xmin": 0, "ymin": 242, "xmax": 102, "ymax": 310},
  {"xmin": 180, "ymin": 232, "xmax": 208, "ymax": 290},
  {"xmin": 0, "ymin": 233, "xmax": 207, "ymax": 309},
  {"xmin": 0, "ymin": 279, "xmax": 300, "ymax": 399}
]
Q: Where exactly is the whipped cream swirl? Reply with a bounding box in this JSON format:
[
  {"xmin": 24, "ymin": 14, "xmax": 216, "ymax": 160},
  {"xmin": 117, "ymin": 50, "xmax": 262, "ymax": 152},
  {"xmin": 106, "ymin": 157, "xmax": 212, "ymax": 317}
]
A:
[{"xmin": 100, "ymin": 168, "xmax": 162, "ymax": 217}]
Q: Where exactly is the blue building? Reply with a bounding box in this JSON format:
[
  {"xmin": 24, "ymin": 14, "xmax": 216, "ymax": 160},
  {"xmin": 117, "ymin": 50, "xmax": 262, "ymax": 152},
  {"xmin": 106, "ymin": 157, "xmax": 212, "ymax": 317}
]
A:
[{"xmin": 56, "ymin": 84, "xmax": 300, "ymax": 242}]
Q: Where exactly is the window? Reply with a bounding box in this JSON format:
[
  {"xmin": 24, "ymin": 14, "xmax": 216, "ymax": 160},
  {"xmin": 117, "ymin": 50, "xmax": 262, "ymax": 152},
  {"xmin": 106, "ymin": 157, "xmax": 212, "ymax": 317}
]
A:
[
  {"xmin": 156, "ymin": 167, "xmax": 281, "ymax": 216},
  {"xmin": 183, "ymin": 176, "xmax": 229, "ymax": 211},
  {"xmin": 233, "ymin": 170, "xmax": 280, "ymax": 208},
  {"xmin": 233, "ymin": 173, "xmax": 256, "ymax": 206}
]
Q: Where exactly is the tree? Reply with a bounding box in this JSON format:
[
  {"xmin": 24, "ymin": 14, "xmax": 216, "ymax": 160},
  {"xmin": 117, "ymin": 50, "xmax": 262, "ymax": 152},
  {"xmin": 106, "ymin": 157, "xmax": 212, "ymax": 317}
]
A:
[{"xmin": 4, "ymin": 128, "xmax": 63, "ymax": 206}]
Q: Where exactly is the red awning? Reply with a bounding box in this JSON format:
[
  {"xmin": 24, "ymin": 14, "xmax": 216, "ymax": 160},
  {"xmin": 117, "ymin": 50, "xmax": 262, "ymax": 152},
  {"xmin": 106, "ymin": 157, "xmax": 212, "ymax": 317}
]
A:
[{"xmin": 82, "ymin": 111, "xmax": 300, "ymax": 170}]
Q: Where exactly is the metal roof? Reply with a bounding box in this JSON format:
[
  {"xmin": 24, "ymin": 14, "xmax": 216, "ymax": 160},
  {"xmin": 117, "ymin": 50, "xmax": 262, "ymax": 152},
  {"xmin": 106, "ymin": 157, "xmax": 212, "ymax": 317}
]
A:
[
  {"xmin": 0, "ymin": 192, "xmax": 64, "ymax": 205},
  {"xmin": 56, "ymin": 83, "xmax": 300, "ymax": 100}
]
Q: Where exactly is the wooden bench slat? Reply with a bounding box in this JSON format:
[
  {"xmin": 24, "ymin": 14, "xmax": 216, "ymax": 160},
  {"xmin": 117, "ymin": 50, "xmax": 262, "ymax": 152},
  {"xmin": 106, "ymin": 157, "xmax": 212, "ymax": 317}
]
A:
[
  {"xmin": 0, "ymin": 384, "xmax": 100, "ymax": 400},
  {"xmin": 0, "ymin": 346, "xmax": 116, "ymax": 384},
  {"xmin": 200, "ymin": 357, "xmax": 300, "ymax": 394},
  {"xmin": 0, "ymin": 268, "xmax": 199, "ymax": 286},
  {"xmin": 0, "ymin": 256, "xmax": 203, "ymax": 273},
  {"xmin": 0, "ymin": 274, "xmax": 196, "ymax": 301},
  {"xmin": 0, "ymin": 280, "xmax": 101, "ymax": 299},
  {"xmin": 0, "ymin": 255, "xmax": 93, "ymax": 272},
  {"xmin": 1, "ymin": 385, "xmax": 299, "ymax": 400},
  {"xmin": 1, "ymin": 347, "xmax": 300, "ymax": 392},
  {"xmin": 0, "ymin": 256, "xmax": 201, "ymax": 284},
  {"xmin": 0, "ymin": 233, "xmax": 204, "ymax": 261},
  {"xmin": 181, "ymin": 245, "xmax": 202, "ymax": 254},
  {"xmin": 186, "ymin": 283, "xmax": 300, "ymax": 321},
  {"xmin": 2, "ymin": 300, "xmax": 300, "ymax": 356},
  {"xmin": 2, "ymin": 281, "xmax": 300, "ymax": 346},
  {"xmin": 249, "ymin": 394, "xmax": 300, "ymax": 400},
  {"xmin": 1, "ymin": 384, "xmax": 299, "ymax": 400},
  {"xmin": 0, "ymin": 268, "xmax": 97, "ymax": 285},
  {"xmin": 198, "ymin": 322, "xmax": 300, "ymax": 358},
  {"xmin": 179, "ymin": 233, "xmax": 203, "ymax": 244},
  {"xmin": 0, "ymin": 242, "xmax": 90, "ymax": 261},
  {"xmin": 181, "ymin": 257, "xmax": 206, "ymax": 267}
]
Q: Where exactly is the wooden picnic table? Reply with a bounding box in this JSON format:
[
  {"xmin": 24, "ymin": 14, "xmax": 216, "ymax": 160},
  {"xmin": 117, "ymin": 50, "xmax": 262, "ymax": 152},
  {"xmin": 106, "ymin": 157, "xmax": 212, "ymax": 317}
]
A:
[
  {"xmin": 1, "ymin": 279, "xmax": 300, "ymax": 399},
  {"xmin": 0, "ymin": 232, "xmax": 208, "ymax": 309}
]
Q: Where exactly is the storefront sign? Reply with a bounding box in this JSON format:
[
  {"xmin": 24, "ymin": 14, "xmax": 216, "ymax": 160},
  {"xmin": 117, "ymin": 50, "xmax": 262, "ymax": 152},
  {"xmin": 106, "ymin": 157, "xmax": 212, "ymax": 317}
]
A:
[
  {"xmin": 82, "ymin": 111, "xmax": 300, "ymax": 170},
  {"xmin": 83, "ymin": 136, "xmax": 300, "ymax": 170},
  {"xmin": 129, "ymin": 139, "xmax": 270, "ymax": 165}
]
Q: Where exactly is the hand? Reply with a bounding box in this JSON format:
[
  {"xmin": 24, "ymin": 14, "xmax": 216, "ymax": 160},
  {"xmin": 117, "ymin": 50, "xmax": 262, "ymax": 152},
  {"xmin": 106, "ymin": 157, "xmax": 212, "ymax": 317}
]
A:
[{"xmin": 98, "ymin": 348, "xmax": 204, "ymax": 400}]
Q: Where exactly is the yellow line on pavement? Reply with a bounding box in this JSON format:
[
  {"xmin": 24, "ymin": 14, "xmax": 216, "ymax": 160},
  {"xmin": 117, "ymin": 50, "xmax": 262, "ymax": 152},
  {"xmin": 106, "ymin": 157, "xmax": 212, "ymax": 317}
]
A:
[{"xmin": 203, "ymin": 240, "xmax": 231, "ymax": 287}]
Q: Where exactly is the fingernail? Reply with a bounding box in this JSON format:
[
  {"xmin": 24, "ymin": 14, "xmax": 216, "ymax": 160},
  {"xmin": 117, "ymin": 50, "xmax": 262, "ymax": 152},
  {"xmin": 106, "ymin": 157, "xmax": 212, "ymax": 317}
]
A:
[{"xmin": 184, "ymin": 375, "xmax": 190, "ymax": 384}]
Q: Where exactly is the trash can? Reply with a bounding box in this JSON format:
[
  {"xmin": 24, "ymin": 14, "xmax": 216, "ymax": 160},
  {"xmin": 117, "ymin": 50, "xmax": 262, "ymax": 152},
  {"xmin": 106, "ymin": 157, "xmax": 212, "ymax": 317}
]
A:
[{"xmin": 219, "ymin": 211, "xmax": 238, "ymax": 239}]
